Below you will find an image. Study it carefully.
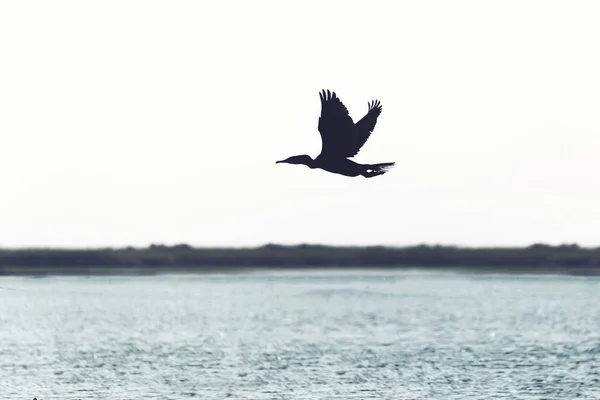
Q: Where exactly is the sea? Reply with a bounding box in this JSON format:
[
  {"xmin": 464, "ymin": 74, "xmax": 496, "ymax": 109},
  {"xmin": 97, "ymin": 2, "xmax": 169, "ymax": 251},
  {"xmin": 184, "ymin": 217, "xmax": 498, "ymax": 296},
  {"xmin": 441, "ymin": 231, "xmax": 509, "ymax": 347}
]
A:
[{"xmin": 1, "ymin": 269, "xmax": 599, "ymax": 399}]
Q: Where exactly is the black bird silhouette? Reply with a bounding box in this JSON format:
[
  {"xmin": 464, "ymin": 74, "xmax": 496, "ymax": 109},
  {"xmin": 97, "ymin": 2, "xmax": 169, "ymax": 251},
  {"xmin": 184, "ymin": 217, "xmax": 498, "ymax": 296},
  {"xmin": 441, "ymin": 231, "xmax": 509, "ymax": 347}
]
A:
[{"xmin": 276, "ymin": 89, "xmax": 395, "ymax": 178}]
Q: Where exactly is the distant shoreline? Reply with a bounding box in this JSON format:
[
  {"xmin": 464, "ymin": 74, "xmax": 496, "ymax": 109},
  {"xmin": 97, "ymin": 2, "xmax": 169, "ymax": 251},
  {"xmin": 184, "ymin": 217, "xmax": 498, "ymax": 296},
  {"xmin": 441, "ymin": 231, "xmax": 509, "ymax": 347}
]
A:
[{"xmin": 2, "ymin": 243, "xmax": 600, "ymax": 276}]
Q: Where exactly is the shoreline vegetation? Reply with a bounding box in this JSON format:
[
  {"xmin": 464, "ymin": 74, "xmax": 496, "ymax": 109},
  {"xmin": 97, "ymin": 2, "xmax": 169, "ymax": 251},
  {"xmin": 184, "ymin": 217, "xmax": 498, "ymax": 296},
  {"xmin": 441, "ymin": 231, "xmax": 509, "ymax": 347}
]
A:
[{"xmin": 1, "ymin": 243, "xmax": 600, "ymax": 276}]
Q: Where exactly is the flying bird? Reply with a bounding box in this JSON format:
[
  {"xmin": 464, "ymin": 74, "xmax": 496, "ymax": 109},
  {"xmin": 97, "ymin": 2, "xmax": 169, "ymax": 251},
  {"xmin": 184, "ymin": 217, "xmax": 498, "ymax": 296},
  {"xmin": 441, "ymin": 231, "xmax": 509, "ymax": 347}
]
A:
[{"xmin": 276, "ymin": 90, "xmax": 394, "ymax": 178}]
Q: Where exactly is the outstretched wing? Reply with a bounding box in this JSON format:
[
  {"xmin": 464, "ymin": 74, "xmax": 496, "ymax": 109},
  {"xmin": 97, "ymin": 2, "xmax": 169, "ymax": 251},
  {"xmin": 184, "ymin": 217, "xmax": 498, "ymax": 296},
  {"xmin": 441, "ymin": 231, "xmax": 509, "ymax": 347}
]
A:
[
  {"xmin": 350, "ymin": 99, "xmax": 383, "ymax": 157},
  {"xmin": 317, "ymin": 90, "xmax": 357, "ymax": 157}
]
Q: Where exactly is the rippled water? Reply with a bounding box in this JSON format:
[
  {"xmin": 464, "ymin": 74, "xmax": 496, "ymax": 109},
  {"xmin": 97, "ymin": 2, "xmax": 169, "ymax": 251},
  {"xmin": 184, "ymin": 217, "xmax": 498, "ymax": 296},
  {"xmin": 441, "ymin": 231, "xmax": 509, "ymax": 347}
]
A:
[{"xmin": 1, "ymin": 270, "xmax": 599, "ymax": 399}]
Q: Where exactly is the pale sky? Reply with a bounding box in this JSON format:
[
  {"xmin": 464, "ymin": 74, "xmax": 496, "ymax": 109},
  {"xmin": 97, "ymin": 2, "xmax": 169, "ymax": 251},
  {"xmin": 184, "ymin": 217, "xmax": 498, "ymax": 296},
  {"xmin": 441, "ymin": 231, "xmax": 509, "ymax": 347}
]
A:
[{"xmin": 1, "ymin": 1, "xmax": 599, "ymax": 248}]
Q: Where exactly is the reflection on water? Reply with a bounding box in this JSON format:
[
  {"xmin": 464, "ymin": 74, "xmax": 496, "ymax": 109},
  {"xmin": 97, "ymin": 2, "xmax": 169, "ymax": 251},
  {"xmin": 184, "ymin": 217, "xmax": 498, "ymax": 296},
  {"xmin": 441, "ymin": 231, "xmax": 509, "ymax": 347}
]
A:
[{"xmin": 1, "ymin": 270, "xmax": 599, "ymax": 399}]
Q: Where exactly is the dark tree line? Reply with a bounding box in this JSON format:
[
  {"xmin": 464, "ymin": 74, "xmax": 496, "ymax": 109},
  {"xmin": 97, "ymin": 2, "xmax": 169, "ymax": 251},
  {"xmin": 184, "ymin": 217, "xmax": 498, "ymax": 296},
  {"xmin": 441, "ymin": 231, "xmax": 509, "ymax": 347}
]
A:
[{"xmin": 0, "ymin": 243, "xmax": 599, "ymax": 276}]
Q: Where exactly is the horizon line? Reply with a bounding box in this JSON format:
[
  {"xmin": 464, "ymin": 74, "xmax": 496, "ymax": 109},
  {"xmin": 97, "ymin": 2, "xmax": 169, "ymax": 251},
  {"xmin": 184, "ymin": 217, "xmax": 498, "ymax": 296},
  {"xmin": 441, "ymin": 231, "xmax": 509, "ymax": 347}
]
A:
[{"xmin": 0, "ymin": 242, "xmax": 592, "ymax": 251}]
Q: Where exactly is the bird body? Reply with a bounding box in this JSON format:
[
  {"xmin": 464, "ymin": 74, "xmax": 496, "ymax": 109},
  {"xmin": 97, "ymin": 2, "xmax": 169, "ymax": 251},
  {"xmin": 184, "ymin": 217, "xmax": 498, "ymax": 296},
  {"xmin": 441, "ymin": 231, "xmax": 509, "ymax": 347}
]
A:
[{"xmin": 277, "ymin": 90, "xmax": 394, "ymax": 178}]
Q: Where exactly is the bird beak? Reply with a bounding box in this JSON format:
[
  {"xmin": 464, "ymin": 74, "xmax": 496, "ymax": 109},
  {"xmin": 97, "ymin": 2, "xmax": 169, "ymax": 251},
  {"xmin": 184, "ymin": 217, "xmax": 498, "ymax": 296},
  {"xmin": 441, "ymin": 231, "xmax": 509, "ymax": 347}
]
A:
[{"xmin": 275, "ymin": 160, "xmax": 284, "ymax": 164}]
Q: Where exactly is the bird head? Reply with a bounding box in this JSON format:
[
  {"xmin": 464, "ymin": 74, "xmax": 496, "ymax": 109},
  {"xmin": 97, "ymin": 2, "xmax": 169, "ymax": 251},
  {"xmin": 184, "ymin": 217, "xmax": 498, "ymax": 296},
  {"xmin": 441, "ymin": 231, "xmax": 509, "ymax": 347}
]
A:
[{"xmin": 275, "ymin": 155, "xmax": 314, "ymax": 167}]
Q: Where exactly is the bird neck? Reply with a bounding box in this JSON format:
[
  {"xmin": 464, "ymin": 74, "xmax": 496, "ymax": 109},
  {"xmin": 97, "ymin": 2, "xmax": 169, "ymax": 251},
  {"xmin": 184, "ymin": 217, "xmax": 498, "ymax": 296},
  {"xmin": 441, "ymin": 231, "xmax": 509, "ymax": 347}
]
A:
[{"xmin": 303, "ymin": 156, "xmax": 317, "ymax": 168}]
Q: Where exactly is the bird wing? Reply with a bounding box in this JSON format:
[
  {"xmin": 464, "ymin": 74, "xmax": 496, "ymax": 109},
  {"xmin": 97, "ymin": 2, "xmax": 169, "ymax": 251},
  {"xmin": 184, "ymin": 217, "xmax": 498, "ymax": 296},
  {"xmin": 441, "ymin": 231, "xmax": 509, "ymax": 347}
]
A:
[
  {"xmin": 350, "ymin": 99, "xmax": 383, "ymax": 157},
  {"xmin": 317, "ymin": 90, "xmax": 357, "ymax": 158}
]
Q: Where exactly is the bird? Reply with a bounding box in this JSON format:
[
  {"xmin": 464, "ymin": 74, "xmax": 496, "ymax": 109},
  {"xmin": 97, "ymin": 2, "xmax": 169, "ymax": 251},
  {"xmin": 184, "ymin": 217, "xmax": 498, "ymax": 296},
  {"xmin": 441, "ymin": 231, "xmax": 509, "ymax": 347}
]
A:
[{"xmin": 276, "ymin": 89, "xmax": 395, "ymax": 178}]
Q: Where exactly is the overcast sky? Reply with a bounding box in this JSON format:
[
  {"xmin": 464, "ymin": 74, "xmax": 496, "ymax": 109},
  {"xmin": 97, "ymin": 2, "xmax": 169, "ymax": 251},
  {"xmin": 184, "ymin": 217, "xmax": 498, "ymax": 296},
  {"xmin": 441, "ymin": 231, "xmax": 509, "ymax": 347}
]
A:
[{"xmin": 1, "ymin": 1, "xmax": 599, "ymax": 248}]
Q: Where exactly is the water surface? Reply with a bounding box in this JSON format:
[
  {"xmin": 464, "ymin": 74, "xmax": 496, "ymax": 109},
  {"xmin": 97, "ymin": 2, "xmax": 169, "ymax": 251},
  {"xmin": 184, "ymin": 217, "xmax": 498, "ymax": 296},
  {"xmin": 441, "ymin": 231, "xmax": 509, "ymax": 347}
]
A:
[{"xmin": 1, "ymin": 270, "xmax": 599, "ymax": 399}]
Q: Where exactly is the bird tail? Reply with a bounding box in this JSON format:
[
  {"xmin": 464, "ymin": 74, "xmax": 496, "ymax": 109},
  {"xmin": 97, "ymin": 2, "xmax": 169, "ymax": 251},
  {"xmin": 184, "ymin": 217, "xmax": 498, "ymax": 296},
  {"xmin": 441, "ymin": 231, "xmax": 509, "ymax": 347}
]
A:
[{"xmin": 363, "ymin": 162, "xmax": 395, "ymax": 178}]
